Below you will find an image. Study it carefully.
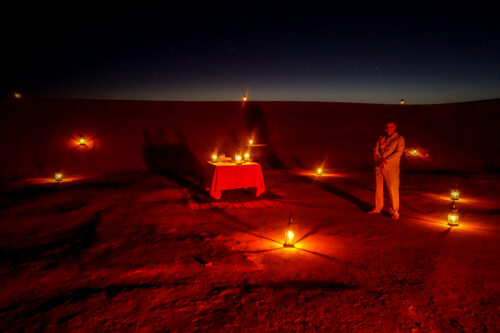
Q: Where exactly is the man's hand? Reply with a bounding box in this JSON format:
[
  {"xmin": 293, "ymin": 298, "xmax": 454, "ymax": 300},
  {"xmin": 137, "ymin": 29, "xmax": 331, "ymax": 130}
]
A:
[{"xmin": 377, "ymin": 158, "xmax": 387, "ymax": 169}]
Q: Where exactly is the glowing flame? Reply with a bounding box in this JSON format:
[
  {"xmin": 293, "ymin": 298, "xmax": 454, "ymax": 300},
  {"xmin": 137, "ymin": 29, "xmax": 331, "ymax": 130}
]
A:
[
  {"xmin": 54, "ymin": 173, "xmax": 63, "ymax": 182},
  {"xmin": 243, "ymin": 95, "xmax": 247, "ymax": 102},
  {"xmin": 284, "ymin": 230, "xmax": 295, "ymax": 247},
  {"xmin": 78, "ymin": 136, "xmax": 86, "ymax": 145},
  {"xmin": 411, "ymin": 149, "xmax": 418, "ymax": 156},
  {"xmin": 451, "ymin": 190, "xmax": 460, "ymax": 200},
  {"xmin": 448, "ymin": 213, "xmax": 459, "ymax": 226},
  {"xmin": 249, "ymin": 139, "xmax": 253, "ymax": 145},
  {"xmin": 400, "ymin": 98, "xmax": 405, "ymax": 104},
  {"xmin": 317, "ymin": 168, "xmax": 323, "ymax": 175},
  {"xmin": 13, "ymin": 92, "xmax": 22, "ymax": 99},
  {"xmin": 244, "ymin": 152, "xmax": 250, "ymax": 161},
  {"xmin": 235, "ymin": 155, "xmax": 242, "ymax": 163},
  {"xmin": 212, "ymin": 153, "xmax": 218, "ymax": 162}
]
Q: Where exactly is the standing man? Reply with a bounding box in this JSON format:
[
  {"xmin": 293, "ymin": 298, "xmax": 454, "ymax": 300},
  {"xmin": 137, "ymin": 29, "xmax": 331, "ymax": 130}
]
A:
[{"xmin": 369, "ymin": 121, "xmax": 405, "ymax": 219}]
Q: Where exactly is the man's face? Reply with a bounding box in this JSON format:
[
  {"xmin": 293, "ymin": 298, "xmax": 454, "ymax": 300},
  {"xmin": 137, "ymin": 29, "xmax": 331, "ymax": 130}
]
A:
[{"xmin": 385, "ymin": 122, "xmax": 397, "ymax": 136}]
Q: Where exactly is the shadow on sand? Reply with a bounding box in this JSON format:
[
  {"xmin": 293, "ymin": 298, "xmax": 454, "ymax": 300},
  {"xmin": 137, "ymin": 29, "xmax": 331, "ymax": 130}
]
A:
[
  {"xmin": 295, "ymin": 175, "xmax": 372, "ymax": 212},
  {"xmin": 246, "ymin": 103, "xmax": 287, "ymax": 169},
  {"xmin": 243, "ymin": 280, "xmax": 359, "ymax": 292},
  {"xmin": 142, "ymin": 129, "xmax": 212, "ymax": 201},
  {"xmin": 0, "ymin": 211, "xmax": 102, "ymax": 269}
]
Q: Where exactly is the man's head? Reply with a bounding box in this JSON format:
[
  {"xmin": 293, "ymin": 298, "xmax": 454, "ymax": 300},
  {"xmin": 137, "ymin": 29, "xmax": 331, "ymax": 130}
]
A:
[{"xmin": 384, "ymin": 122, "xmax": 397, "ymax": 136}]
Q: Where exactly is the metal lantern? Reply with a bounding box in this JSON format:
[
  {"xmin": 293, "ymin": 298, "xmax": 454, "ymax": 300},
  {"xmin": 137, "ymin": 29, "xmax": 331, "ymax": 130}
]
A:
[
  {"xmin": 448, "ymin": 202, "xmax": 459, "ymax": 226},
  {"xmin": 283, "ymin": 214, "xmax": 295, "ymax": 248},
  {"xmin": 450, "ymin": 187, "xmax": 460, "ymax": 201},
  {"xmin": 212, "ymin": 153, "xmax": 218, "ymax": 163},
  {"xmin": 244, "ymin": 152, "xmax": 250, "ymax": 162},
  {"xmin": 78, "ymin": 135, "xmax": 86, "ymax": 146}
]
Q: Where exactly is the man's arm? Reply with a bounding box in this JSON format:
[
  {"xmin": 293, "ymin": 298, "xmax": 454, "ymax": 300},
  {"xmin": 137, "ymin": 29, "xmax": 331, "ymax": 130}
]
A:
[
  {"xmin": 384, "ymin": 136, "xmax": 405, "ymax": 163},
  {"xmin": 374, "ymin": 137, "xmax": 383, "ymax": 168},
  {"xmin": 373, "ymin": 137, "xmax": 382, "ymax": 160}
]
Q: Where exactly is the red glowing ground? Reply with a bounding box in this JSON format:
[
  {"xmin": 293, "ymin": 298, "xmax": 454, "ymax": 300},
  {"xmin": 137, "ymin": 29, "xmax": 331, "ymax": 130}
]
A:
[{"xmin": 1, "ymin": 170, "xmax": 499, "ymax": 331}]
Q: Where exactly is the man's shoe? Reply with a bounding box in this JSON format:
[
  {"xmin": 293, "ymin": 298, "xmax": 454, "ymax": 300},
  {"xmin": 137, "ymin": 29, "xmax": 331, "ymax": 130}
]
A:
[
  {"xmin": 368, "ymin": 209, "xmax": 381, "ymax": 214},
  {"xmin": 391, "ymin": 212, "xmax": 400, "ymax": 220}
]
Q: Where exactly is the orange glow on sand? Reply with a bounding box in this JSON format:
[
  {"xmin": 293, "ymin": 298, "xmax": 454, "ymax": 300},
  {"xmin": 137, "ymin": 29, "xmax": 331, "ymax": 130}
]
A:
[
  {"xmin": 293, "ymin": 169, "xmax": 348, "ymax": 178},
  {"xmin": 25, "ymin": 175, "xmax": 85, "ymax": 184},
  {"xmin": 13, "ymin": 92, "xmax": 22, "ymax": 99},
  {"xmin": 420, "ymin": 193, "xmax": 483, "ymax": 205}
]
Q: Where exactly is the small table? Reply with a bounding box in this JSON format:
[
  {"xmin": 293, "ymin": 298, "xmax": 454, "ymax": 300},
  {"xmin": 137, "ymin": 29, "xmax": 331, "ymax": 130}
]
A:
[{"xmin": 208, "ymin": 162, "xmax": 265, "ymax": 199}]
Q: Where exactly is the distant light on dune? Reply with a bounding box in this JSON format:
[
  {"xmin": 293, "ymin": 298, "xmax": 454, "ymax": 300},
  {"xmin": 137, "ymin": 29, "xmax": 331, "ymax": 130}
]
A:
[
  {"xmin": 13, "ymin": 92, "xmax": 22, "ymax": 99},
  {"xmin": 54, "ymin": 172, "xmax": 63, "ymax": 182}
]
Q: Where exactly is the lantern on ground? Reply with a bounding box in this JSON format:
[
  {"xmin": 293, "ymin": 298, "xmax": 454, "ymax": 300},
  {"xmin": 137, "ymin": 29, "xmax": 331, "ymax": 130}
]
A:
[
  {"xmin": 211, "ymin": 153, "xmax": 218, "ymax": 163},
  {"xmin": 410, "ymin": 148, "xmax": 418, "ymax": 156},
  {"xmin": 13, "ymin": 92, "xmax": 22, "ymax": 99},
  {"xmin": 316, "ymin": 168, "xmax": 323, "ymax": 175},
  {"xmin": 283, "ymin": 214, "xmax": 295, "ymax": 248},
  {"xmin": 249, "ymin": 139, "xmax": 253, "ymax": 146},
  {"xmin": 78, "ymin": 135, "xmax": 87, "ymax": 146},
  {"xmin": 400, "ymin": 98, "xmax": 405, "ymax": 105},
  {"xmin": 450, "ymin": 187, "xmax": 460, "ymax": 201},
  {"xmin": 244, "ymin": 152, "xmax": 250, "ymax": 162},
  {"xmin": 235, "ymin": 154, "xmax": 242, "ymax": 164},
  {"xmin": 448, "ymin": 201, "xmax": 459, "ymax": 226},
  {"xmin": 54, "ymin": 172, "xmax": 63, "ymax": 182},
  {"xmin": 243, "ymin": 95, "xmax": 247, "ymax": 102}
]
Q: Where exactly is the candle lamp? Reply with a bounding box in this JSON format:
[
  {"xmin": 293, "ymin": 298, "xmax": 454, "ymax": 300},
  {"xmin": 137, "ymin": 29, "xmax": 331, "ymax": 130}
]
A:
[
  {"xmin": 243, "ymin": 95, "xmax": 247, "ymax": 102},
  {"xmin": 410, "ymin": 148, "xmax": 418, "ymax": 156},
  {"xmin": 212, "ymin": 153, "xmax": 218, "ymax": 163},
  {"xmin": 244, "ymin": 152, "xmax": 250, "ymax": 162},
  {"xmin": 78, "ymin": 135, "xmax": 87, "ymax": 146},
  {"xmin": 249, "ymin": 139, "xmax": 253, "ymax": 146},
  {"xmin": 450, "ymin": 188, "xmax": 460, "ymax": 201},
  {"xmin": 448, "ymin": 202, "xmax": 459, "ymax": 226},
  {"xmin": 54, "ymin": 172, "xmax": 63, "ymax": 182},
  {"xmin": 316, "ymin": 168, "xmax": 323, "ymax": 175},
  {"xmin": 235, "ymin": 154, "xmax": 242, "ymax": 164},
  {"xmin": 283, "ymin": 214, "xmax": 295, "ymax": 248}
]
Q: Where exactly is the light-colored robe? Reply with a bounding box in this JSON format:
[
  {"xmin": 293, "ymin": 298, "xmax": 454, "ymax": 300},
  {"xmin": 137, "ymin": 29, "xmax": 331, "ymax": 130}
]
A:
[{"xmin": 374, "ymin": 132, "xmax": 405, "ymax": 213}]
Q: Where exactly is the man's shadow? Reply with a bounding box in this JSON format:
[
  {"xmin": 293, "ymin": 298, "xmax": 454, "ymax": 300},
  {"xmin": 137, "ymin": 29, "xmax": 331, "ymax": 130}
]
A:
[
  {"xmin": 142, "ymin": 129, "xmax": 210, "ymax": 201},
  {"xmin": 247, "ymin": 103, "xmax": 287, "ymax": 169}
]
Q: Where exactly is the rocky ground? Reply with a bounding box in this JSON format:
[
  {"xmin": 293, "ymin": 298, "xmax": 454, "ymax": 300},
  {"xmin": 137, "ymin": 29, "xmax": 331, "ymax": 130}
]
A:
[{"xmin": 1, "ymin": 170, "xmax": 499, "ymax": 332}]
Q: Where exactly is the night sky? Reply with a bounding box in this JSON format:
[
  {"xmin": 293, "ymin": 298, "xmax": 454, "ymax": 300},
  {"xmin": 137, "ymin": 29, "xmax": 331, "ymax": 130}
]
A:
[{"xmin": 3, "ymin": 3, "xmax": 500, "ymax": 104}]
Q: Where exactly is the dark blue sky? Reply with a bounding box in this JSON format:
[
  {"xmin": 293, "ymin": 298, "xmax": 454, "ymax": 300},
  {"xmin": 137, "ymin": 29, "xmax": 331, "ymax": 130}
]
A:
[{"xmin": 3, "ymin": 3, "xmax": 500, "ymax": 103}]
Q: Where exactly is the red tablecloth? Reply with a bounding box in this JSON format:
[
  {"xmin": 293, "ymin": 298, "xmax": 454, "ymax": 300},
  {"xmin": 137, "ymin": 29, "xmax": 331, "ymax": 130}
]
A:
[{"xmin": 208, "ymin": 162, "xmax": 265, "ymax": 199}]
